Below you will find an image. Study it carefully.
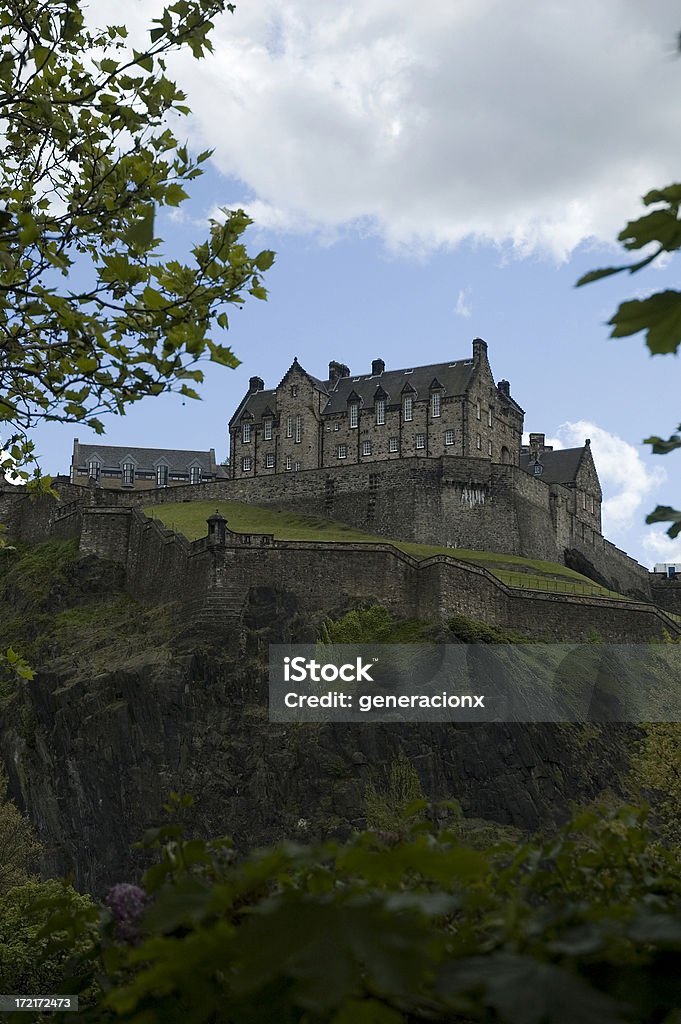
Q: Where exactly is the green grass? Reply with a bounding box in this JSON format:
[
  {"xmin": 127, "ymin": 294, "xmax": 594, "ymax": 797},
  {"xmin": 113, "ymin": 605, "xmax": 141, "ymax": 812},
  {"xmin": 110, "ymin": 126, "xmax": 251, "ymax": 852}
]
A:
[{"xmin": 145, "ymin": 500, "xmax": 631, "ymax": 601}]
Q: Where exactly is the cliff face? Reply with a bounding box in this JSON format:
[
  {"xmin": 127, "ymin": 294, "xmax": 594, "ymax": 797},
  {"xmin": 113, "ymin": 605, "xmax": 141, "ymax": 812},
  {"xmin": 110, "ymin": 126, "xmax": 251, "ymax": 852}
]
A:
[{"xmin": 0, "ymin": 541, "xmax": 639, "ymax": 895}]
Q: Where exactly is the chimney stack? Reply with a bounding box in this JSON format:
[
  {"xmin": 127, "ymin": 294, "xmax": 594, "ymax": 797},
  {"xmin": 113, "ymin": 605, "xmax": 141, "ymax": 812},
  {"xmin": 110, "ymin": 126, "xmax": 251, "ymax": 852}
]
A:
[
  {"xmin": 472, "ymin": 338, "xmax": 488, "ymax": 363},
  {"xmin": 497, "ymin": 379, "xmax": 510, "ymax": 397},
  {"xmin": 249, "ymin": 376, "xmax": 264, "ymax": 393},
  {"xmin": 328, "ymin": 360, "xmax": 350, "ymax": 385},
  {"xmin": 371, "ymin": 358, "xmax": 385, "ymax": 375}
]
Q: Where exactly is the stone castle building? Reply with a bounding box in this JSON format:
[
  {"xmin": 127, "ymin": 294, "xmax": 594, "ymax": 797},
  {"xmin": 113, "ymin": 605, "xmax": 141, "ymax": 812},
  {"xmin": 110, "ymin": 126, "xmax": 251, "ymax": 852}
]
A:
[
  {"xmin": 229, "ymin": 338, "xmax": 524, "ymax": 476},
  {"xmin": 70, "ymin": 440, "xmax": 224, "ymax": 491}
]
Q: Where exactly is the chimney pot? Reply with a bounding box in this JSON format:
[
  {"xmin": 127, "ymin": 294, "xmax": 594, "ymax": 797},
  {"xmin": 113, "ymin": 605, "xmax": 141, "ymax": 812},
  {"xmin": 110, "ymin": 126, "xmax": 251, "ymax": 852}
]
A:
[
  {"xmin": 371, "ymin": 358, "xmax": 385, "ymax": 375},
  {"xmin": 249, "ymin": 376, "xmax": 264, "ymax": 393}
]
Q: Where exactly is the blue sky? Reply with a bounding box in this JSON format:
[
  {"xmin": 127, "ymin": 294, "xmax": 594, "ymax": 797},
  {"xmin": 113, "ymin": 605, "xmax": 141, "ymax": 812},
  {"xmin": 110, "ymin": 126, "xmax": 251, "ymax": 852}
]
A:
[{"xmin": 23, "ymin": 0, "xmax": 681, "ymax": 568}]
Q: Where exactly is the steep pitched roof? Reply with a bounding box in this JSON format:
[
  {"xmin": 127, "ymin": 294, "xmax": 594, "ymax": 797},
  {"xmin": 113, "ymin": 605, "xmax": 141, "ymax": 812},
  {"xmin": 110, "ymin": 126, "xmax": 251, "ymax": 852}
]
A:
[
  {"xmin": 519, "ymin": 447, "xmax": 585, "ymax": 484},
  {"xmin": 321, "ymin": 359, "xmax": 476, "ymax": 415},
  {"xmin": 73, "ymin": 442, "xmax": 216, "ymax": 474},
  {"xmin": 228, "ymin": 388, "xmax": 277, "ymax": 427}
]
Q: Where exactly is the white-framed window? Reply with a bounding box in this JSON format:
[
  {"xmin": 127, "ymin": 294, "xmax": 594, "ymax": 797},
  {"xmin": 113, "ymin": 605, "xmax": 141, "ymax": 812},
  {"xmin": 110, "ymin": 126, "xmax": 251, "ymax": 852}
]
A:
[
  {"xmin": 583, "ymin": 491, "xmax": 588, "ymax": 509},
  {"xmin": 122, "ymin": 462, "xmax": 135, "ymax": 486},
  {"xmin": 488, "ymin": 440, "xmax": 492, "ymax": 456},
  {"xmin": 156, "ymin": 465, "xmax": 169, "ymax": 487},
  {"xmin": 285, "ymin": 455, "xmax": 292, "ymax": 470},
  {"xmin": 264, "ymin": 419, "xmax": 272, "ymax": 440},
  {"xmin": 476, "ymin": 400, "xmax": 481, "ymax": 420},
  {"xmin": 445, "ymin": 429, "xmax": 455, "ymax": 445},
  {"xmin": 88, "ymin": 461, "xmax": 100, "ymax": 480},
  {"xmin": 389, "ymin": 437, "xmax": 399, "ymax": 453},
  {"xmin": 242, "ymin": 422, "xmax": 251, "ymax": 443},
  {"xmin": 189, "ymin": 466, "xmax": 202, "ymax": 484},
  {"xmin": 294, "ymin": 461, "xmax": 301, "ymax": 472},
  {"xmin": 265, "ymin": 453, "xmax": 275, "ymax": 468},
  {"xmin": 403, "ymin": 395, "xmax": 413, "ymax": 422},
  {"xmin": 488, "ymin": 408, "xmax": 493, "ymax": 427},
  {"xmin": 362, "ymin": 441, "xmax": 372, "ymax": 456},
  {"xmin": 286, "ymin": 415, "xmax": 292, "ymax": 438},
  {"xmin": 338, "ymin": 444, "xmax": 348, "ymax": 459},
  {"xmin": 375, "ymin": 398, "xmax": 385, "ymax": 425},
  {"xmin": 242, "ymin": 456, "xmax": 252, "ymax": 472},
  {"xmin": 415, "ymin": 433, "xmax": 425, "ymax": 449},
  {"xmin": 476, "ymin": 434, "xmax": 481, "ymax": 450},
  {"xmin": 295, "ymin": 414, "xmax": 301, "ymax": 443},
  {"xmin": 431, "ymin": 392, "xmax": 441, "ymax": 418},
  {"xmin": 349, "ymin": 402, "xmax": 359, "ymax": 428},
  {"xmin": 334, "ymin": 422, "xmax": 340, "ymax": 431}
]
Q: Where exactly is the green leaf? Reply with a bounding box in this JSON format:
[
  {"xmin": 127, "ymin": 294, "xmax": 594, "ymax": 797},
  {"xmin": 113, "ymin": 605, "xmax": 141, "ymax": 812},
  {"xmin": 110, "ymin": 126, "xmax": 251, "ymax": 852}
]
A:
[
  {"xmin": 254, "ymin": 249, "xmax": 276, "ymax": 272},
  {"xmin": 125, "ymin": 204, "xmax": 155, "ymax": 251},
  {"xmin": 645, "ymin": 505, "xmax": 681, "ymax": 538},
  {"xmin": 163, "ymin": 183, "xmax": 189, "ymax": 206},
  {"xmin": 644, "ymin": 432, "xmax": 681, "ymax": 455},
  {"xmin": 576, "ymin": 266, "xmax": 626, "ymax": 287},
  {"xmin": 133, "ymin": 49, "xmax": 153, "ymax": 72},
  {"xmin": 609, "ymin": 291, "xmax": 681, "ymax": 354}
]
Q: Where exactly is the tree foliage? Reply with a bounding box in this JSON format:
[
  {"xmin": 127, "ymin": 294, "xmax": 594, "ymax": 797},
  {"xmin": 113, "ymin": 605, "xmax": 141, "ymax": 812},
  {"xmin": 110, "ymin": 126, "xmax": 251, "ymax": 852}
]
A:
[
  {"xmin": 577, "ymin": 181, "xmax": 681, "ymax": 534},
  {"xmin": 29, "ymin": 798, "xmax": 681, "ymax": 1023},
  {"xmin": 0, "ymin": 767, "xmax": 41, "ymax": 895},
  {"xmin": 0, "ymin": 0, "xmax": 274, "ymax": 482}
]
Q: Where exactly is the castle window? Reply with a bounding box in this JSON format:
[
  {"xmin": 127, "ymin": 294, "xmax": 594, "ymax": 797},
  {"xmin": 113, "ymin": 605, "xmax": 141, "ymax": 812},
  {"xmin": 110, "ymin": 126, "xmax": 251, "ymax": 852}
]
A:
[
  {"xmin": 242, "ymin": 457, "xmax": 252, "ymax": 472},
  {"xmin": 295, "ymin": 415, "xmax": 302, "ymax": 443},
  {"xmin": 349, "ymin": 402, "xmax": 359, "ymax": 428},
  {"xmin": 389, "ymin": 436, "xmax": 399, "ymax": 453},
  {"xmin": 122, "ymin": 462, "xmax": 135, "ymax": 486},
  {"xmin": 583, "ymin": 491, "xmax": 587, "ymax": 510},
  {"xmin": 375, "ymin": 398, "xmax": 385, "ymax": 425},
  {"xmin": 189, "ymin": 466, "xmax": 202, "ymax": 484},
  {"xmin": 445, "ymin": 429, "xmax": 455, "ymax": 445},
  {"xmin": 431, "ymin": 393, "xmax": 441, "ymax": 418},
  {"xmin": 286, "ymin": 415, "xmax": 293, "ymax": 438},
  {"xmin": 286, "ymin": 455, "xmax": 292, "ymax": 471},
  {"xmin": 334, "ymin": 422, "xmax": 340, "ymax": 431},
  {"xmin": 264, "ymin": 419, "xmax": 272, "ymax": 440},
  {"xmin": 294, "ymin": 461, "xmax": 301, "ymax": 472},
  {"xmin": 476, "ymin": 400, "xmax": 481, "ymax": 420},
  {"xmin": 488, "ymin": 440, "xmax": 492, "ymax": 457},
  {"xmin": 488, "ymin": 408, "xmax": 493, "ymax": 427},
  {"xmin": 88, "ymin": 461, "xmax": 100, "ymax": 480},
  {"xmin": 242, "ymin": 422, "xmax": 251, "ymax": 443},
  {"xmin": 476, "ymin": 434, "xmax": 481, "ymax": 449},
  {"xmin": 156, "ymin": 465, "xmax": 169, "ymax": 487},
  {"xmin": 290, "ymin": 385, "xmax": 298, "ymax": 397},
  {"xmin": 362, "ymin": 441, "xmax": 372, "ymax": 456},
  {"xmin": 265, "ymin": 453, "xmax": 275, "ymax": 469},
  {"xmin": 415, "ymin": 433, "xmax": 425, "ymax": 450},
  {"xmin": 338, "ymin": 444, "xmax": 347, "ymax": 459},
  {"xmin": 403, "ymin": 396, "xmax": 413, "ymax": 422}
]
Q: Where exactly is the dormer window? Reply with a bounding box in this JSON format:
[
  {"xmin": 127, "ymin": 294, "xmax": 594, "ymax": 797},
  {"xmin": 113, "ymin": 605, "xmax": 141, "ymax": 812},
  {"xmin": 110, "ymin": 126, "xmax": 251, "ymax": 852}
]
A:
[
  {"xmin": 189, "ymin": 466, "xmax": 202, "ymax": 484},
  {"xmin": 403, "ymin": 395, "xmax": 413, "ymax": 422},
  {"xmin": 156, "ymin": 465, "xmax": 169, "ymax": 487},
  {"xmin": 349, "ymin": 402, "xmax": 359, "ymax": 428},
  {"xmin": 87, "ymin": 461, "xmax": 100, "ymax": 480},
  {"xmin": 431, "ymin": 392, "xmax": 441, "ymax": 418},
  {"xmin": 122, "ymin": 462, "xmax": 135, "ymax": 486},
  {"xmin": 242, "ymin": 422, "xmax": 251, "ymax": 443},
  {"xmin": 264, "ymin": 419, "xmax": 273, "ymax": 440},
  {"xmin": 375, "ymin": 398, "xmax": 385, "ymax": 425}
]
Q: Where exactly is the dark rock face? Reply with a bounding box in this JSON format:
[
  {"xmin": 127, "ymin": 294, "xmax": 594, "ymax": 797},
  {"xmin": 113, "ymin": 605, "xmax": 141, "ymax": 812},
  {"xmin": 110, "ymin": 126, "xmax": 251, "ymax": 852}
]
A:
[{"xmin": 0, "ymin": 585, "xmax": 638, "ymax": 895}]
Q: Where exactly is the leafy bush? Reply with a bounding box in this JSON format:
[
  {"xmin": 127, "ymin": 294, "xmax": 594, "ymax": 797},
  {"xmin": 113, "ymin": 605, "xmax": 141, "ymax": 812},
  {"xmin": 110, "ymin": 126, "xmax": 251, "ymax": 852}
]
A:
[{"xmin": 31, "ymin": 800, "xmax": 681, "ymax": 1023}]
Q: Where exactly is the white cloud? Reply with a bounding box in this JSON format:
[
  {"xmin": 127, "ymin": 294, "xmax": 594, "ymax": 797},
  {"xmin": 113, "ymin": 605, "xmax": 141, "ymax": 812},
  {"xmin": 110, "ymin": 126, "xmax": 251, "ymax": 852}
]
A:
[
  {"xmin": 553, "ymin": 420, "xmax": 666, "ymax": 535},
  {"xmin": 642, "ymin": 528, "xmax": 681, "ymax": 566},
  {"xmin": 86, "ymin": 0, "xmax": 681, "ymax": 259},
  {"xmin": 454, "ymin": 288, "xmax": 472, "ymax": 318}
]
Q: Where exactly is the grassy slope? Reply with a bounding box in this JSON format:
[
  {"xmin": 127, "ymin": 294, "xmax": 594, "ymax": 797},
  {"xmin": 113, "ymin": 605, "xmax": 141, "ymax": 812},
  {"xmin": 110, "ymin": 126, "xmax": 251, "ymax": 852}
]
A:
[{"xmin": 145, "ymin": 500, "xmax": 630, "ymax": 600}]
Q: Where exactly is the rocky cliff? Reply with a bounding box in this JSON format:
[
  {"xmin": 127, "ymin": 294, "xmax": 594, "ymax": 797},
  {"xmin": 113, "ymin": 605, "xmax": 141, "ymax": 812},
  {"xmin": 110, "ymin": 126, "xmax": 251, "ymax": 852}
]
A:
[{"xmin": 0, "ymin": 538, "xmax": 643, "ymax": 895}]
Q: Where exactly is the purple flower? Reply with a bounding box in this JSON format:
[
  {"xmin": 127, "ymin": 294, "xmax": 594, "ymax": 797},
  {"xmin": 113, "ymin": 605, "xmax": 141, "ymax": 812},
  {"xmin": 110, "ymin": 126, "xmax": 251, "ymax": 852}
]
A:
[{"xmin": 105, "ymin": 882, "xmax": 147, "ymax": 944}]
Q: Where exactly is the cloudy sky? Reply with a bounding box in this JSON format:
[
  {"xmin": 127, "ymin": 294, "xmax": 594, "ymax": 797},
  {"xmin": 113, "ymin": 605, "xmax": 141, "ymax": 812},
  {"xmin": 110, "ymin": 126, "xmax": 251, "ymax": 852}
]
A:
[{"xmin": 25, "ymin": 0, "xmax": 681, "ymax": 567}]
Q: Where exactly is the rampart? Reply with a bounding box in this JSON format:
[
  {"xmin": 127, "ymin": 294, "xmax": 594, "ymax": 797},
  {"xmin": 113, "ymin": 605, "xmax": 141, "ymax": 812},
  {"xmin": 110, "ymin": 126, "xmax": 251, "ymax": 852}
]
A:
[{"xmin": 48, "ymin": 457, "xmax": 649, "ymax": 599}]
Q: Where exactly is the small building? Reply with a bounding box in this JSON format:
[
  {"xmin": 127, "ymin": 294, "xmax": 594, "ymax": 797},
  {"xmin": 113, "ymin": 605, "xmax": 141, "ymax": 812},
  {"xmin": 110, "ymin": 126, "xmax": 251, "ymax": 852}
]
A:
[
  {"xmin": 70, "ymin": 440, "xmax": 224, "ymax": 491},
  {"xmin": 519, "ymin": 433, "xmax": 602, "ymax": 534}
]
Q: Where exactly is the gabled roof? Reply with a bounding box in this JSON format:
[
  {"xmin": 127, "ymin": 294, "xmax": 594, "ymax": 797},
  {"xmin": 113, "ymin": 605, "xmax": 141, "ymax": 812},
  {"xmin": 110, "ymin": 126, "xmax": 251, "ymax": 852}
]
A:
[
  {"xmin": 228, "ymin": 388, "xmax": 277, "ymax": 428},
  {"xmin": 322, "ymin": 359, "xmax": 476, "ymax": 415},
  {"xmin": 519, "ymin": 447, "xmax": 585, "ymax": 484},
  {"xmin": 73, "ymin": 442, "xmax": 216, "ymax": 474},
  {"xmin": 276, "ymin": 357, "xmax": 330, "ymax": 396}
]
